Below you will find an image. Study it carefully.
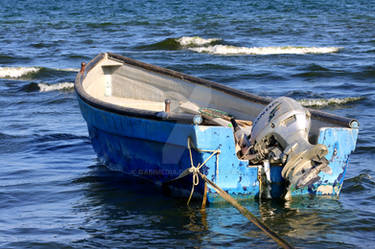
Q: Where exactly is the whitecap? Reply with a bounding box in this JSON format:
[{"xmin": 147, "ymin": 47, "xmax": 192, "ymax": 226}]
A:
[
  {"xmin": 299, "ymin": 97, "xmax": 363, "ymax": 107},
  {"xmin": 56, "ymin": 68, "xmax": 80, "ymax": 72},
  {"xmin": 0, "ymin": 66, "xmax": 40, "ymax": 78},
  {"xmin": 189, "ymin": 45, "xmax": 341, "ymax": 55},
  {"xmin": 176, "ymin": 36, "xmax": 221, "ymax": 47},
  {"xmin": 38, "ymin": 82, "xmax": 74, "ymax": 92}
]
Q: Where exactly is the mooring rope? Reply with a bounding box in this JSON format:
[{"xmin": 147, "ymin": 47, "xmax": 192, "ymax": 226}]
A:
[
  {"xmin": 198, "ymin": 172, "xmax": 294, "ymax": 249},
  {"xmin": 174, "ymin": 137, "xmax": 294, "ymax": 249},
  {"xmin": 168, "ymin": 137, "xmax": 220, "ymax": 205}
]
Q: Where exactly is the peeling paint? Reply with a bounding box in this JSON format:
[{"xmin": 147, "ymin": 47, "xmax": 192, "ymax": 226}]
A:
[
  {"xmin": 198, "ymin": 125, "xmax": 212, "ymax": 132},
  {"xmin": 79, "ymin": 98, "xmax": 359, "ymax": 203},
  {"xmin": 316, "ymin": 185, "xmax": 333, "ymax": 195}
]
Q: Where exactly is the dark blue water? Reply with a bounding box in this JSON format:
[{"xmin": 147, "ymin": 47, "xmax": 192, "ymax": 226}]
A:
[{"xmin": 1, "ymin": 0, "xmax": 374, "ymax": 248}]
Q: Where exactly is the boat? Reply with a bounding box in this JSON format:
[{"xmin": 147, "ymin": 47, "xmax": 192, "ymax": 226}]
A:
[{"xmin": 75, "ymin": 52, "xmax": 359, "ymax": 203}]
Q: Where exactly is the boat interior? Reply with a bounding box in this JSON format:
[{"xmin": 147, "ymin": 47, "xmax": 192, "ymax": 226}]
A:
[{"xmin": 81, "ymin": 53, "xmax": 355, "ymax": 145}]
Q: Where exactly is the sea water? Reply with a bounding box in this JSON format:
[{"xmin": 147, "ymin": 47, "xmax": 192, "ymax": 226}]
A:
[{"xmin": 0, "ymin": 0, "xmax": 374, "ymax": 248}]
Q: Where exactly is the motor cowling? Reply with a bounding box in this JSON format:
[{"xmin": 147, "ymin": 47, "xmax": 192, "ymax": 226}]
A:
[{"xmin": 248, "ymin": 97, "xmax": 330, "ymax": 198}]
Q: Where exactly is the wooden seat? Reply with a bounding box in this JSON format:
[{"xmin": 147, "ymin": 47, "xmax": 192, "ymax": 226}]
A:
[{"xmin": 101, "ymin": 95, "xmax": 164, "ymax": 112}]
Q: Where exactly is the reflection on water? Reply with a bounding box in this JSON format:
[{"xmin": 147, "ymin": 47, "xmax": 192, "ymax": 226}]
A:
[
  {"xmin": 259, "ymin": 197, "xmax": 340, "ymax": 240},
  {"xmin": 72, "ymin": 164, "xmax": 214, "ymax": 248},
  {"xmin": 70, "ymin": 163, "xmax": 373, "ymax": 248}
]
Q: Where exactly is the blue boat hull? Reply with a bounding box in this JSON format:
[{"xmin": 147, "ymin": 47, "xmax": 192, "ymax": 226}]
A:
[{"xmin": 78, "ymin": 97, "xmax": 359, "ymax": 203}]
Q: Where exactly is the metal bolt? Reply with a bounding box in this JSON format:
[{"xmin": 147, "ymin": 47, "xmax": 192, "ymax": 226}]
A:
[{"xmin": 165, "ymin": 99, "xmax": 171, "ymax": 112}]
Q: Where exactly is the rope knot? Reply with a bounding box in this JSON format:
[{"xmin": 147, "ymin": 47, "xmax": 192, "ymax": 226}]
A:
[
  {"xmin": 185, "ymin": 138, "xmax": 220, "ymax": 205},
  {"xmin": 190, "ymin": 163, "xmax": 201, "ymax": 186},
  {"xmin": 167, "ymin": 137, "xmax": 220, "ymax": 206}
]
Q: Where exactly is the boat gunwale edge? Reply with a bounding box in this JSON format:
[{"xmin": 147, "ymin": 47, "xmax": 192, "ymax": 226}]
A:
[
  {"xmin": 75, "ymin": 53, "xmax": 196, "ymax": 124},
  {"xmin": 75, "ymin": 52, "xmax": 359, "ymax": 128}
]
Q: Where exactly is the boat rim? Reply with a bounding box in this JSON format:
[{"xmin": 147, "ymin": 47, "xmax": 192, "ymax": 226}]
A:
[{"xmin": 75, "ymin": 52, "xmax": 359, "ymax": 128}]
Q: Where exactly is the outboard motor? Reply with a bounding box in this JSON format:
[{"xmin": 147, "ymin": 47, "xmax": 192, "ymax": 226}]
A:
[{"xmin": 248, "ymin": 97, "xmax": 330, "ymax": 198}]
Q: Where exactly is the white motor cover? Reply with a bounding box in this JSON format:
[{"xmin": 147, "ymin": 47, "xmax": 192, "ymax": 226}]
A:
[
  {"xmin": 250, "ymin": 96, "xmax": 311, "ymax": 151},
  {"xmin": 249, "ymin": 97, "xmax": 329, "ymax": 197}
]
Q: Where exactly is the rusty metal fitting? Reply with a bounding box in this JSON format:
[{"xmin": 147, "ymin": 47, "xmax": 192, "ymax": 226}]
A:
[
  {"xmin": 80, "ymin": 62, "xmax": 86, "ymax": 74},
  {"xmin": 165, "ymin": 99, "xmax": 171, "ymax": 113}
]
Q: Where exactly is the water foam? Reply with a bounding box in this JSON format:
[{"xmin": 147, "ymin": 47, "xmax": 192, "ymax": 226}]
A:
[
  {"xmin": 57, "ymin": 68, "xmax": 80, "ymax": 72},
  {"xmin": 189, "ymin": 45, "xmax": 341, "ymax": 55},
  {"xmin": 0, "ymin": 66, "xmax": 40, "ymax": 78},
  {"xmin": 299, "ymin": 97, "xmax": 363, "ymax": 107},
  {"xmin": 38, "ymin": 82, "xmax": 74, "ymax": 92},
  {"xmin": 176, "ymin": 36, "xmax": 221, "ymax": 47}
]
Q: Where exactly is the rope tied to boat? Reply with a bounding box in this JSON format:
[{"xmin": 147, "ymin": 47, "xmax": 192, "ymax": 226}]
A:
[
  {"xmin": 166, "ymin": 137, "xmax": 294, "ymax": 249},
  {"xmin": 185, "ymin": 137, "xmax": 220, "ymax": 205},
  {"xmin": 168, "ymin": 137, "xmax": 220, "ymax": 205}
]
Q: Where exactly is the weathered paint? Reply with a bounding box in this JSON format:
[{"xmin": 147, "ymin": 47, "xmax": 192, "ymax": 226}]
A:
[
  {"xmin": 193, "ymin": 125, "xmax": 259, "ymax": 202},
  {"xmin": 78, "ymin": 97, "xmax": 359, "ymax": 203},
  {"xmin": 288, "ymin": 127, "xmax": 359, "ymax": 197}
]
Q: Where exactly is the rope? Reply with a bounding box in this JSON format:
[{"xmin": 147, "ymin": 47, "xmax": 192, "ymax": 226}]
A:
[
  {"xmin": 198, "ymin": 172, "xmax": 294, "ymax": 249},
  {"xmin": 180, "ymin": 137, "xmax": 294, "ymax": 249},
  {"xmin": 166, "ymin": 137, "xmax": 220, "ymax": 206},
  {"xmin": 188, "ymin": 138, "xmax": 220, "ymax": 182},
  {"xmin": 185, "ymin": 137, "xmax": 220, "ymax": 205}
]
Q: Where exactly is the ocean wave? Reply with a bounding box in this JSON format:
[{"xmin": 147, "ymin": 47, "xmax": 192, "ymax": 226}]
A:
[
  {"xmin": 55, "ymin": 68, "xmax": 80, "ymax": 72},
  {"xmin": 189, "ymin": 45, "xmax": 341, "ymax": 55},
  {"xmin": 298, "ymin": 97, "xmax": 364, "ymax": 107},
  {"xmin": 138, "ymin": 38, "xmax": 181, "ymax": 50},
  {"xmin": 342, "ymin": 172, "xmax": 375, "ymax": 194},
  {"xmin": 0, "ymin": 66, "xmax": 79, "ymax": 80},
  {"xmin": 38, "ymin": 82, "xmax": 74, "ymax": 92},
  {"xmin": 0, "ymin": 66, "xmax": 40, "ymax": 78},
  {"xmin": 176, "ymin": 36, "xmax": 221, "ymax": 47},
  {"xmin": 137, "ymin": 36, "xmax": 221, "ymax": 50},
  {"xmin": 139, "ymin": 36, "xmax": 339, "ymax": 55}
]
